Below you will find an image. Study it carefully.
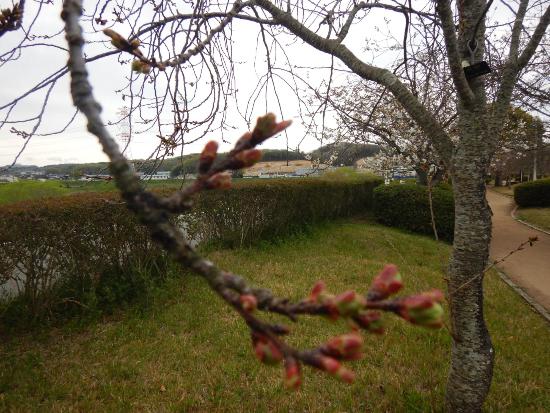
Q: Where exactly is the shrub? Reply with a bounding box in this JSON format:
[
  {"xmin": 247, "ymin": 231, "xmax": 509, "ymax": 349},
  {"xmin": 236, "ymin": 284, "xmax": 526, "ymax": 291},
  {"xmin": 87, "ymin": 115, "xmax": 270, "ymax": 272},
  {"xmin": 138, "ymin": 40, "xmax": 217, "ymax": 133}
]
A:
[
  {"xmin": 187, "ymin": 176, "xmax": 382, "ymax": 247},
  {"xmin": 0, "ymin": 176, "xmax": 382, "ymax": 329},
  {"xmin": 373, "ymin": 184, "xmax": 454, "ymax": 241},
  {"xmin": 0, "ymin": 193, "xmax": 169, "ymax": 330},
  {"xmin": 514, "ymin": 178, "xmax": 550, "ymax": 207}
]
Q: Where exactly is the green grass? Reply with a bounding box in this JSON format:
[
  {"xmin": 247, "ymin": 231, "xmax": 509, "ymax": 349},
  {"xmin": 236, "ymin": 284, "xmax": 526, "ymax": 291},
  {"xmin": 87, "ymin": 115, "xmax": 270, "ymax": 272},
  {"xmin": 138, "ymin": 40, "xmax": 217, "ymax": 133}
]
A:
[
  {"xmin": 0, "ymin": 181, "xmax": 72, "ymax": 204},
  {"xmin": 516, "ymin": 207, "xmax": 550, "ymax": 232},
  {"xmin": 0, "ymin": 179, "xmax": 193, "ymax": 205},
  {"xmin": 1, "ymin": 219, "xmax": 549, "ymax": 412}
]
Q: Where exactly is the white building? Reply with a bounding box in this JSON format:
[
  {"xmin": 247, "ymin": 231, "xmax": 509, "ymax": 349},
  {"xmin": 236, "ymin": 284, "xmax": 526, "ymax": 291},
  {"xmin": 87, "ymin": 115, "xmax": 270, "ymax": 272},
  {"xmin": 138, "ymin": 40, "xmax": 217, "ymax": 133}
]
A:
[{"xmin": 138, "ymin": 171, "xmax": 171, "ymax": 180}]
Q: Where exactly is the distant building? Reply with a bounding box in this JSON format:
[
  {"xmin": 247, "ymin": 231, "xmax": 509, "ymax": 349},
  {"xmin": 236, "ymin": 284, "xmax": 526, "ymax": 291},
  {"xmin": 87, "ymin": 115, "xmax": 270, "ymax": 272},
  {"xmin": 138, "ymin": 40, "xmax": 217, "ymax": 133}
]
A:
[
  {"xmin": 138, "ymin": 171, "xmax": 171, "ymax": 180},
  {"xmin": 0, "ymin": 175, "xmax": 18, "ymax": 183}
]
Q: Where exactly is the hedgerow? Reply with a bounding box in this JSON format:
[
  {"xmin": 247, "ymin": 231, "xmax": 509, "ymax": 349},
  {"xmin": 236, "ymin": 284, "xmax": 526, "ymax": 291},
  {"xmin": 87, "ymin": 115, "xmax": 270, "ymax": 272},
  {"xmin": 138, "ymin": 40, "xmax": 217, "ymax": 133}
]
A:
[
  {"xmin": 373, "ymin": 184, "xmax": 454, "ymax": 241},
  {"xmin": 0, "ymin": 176, "xmax": 381, "ymax": 330},
  {"xmin": 514, "ymin": 178, "xmax": 550, "ymax": 207}
]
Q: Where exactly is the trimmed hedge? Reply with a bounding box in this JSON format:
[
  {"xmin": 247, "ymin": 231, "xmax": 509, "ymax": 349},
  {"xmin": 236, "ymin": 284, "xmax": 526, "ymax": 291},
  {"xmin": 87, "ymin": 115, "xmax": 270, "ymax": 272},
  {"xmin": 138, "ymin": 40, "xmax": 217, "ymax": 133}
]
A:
[
  {"xmin": 514, "ymin": 178, "xmax": 550, "ymax": 207},
  {"xmin": 189, "ymin": 176, "xmax": 382, "ymax": 247},
  {"xmin": 373, "ymin": 184, "xmax": 454, "ymax": 241},
  {"xmin": 0, "ymin": 176, "xmax": 381, "ymax": 329}
]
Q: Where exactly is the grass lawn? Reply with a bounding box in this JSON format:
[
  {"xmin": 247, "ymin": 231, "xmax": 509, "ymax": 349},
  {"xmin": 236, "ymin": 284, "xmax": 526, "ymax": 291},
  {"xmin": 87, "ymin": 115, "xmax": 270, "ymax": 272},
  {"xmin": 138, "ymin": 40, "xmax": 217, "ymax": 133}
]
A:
[
  {"xmin": 0, "ymin": 179, "xmax": 193, "ymax": 205},
  {"xmin": 1, "ymin": 219, "xmax": 549, "ymax": 412},
  {"xmin": 516, "ymin": 207, "xmax": 550, "ymax": 232}
]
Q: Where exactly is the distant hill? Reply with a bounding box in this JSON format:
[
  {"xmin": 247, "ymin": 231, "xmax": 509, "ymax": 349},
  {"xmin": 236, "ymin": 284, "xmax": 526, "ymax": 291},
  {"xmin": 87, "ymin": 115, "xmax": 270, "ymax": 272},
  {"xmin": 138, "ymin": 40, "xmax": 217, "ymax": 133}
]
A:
[
  {"xmin": 309, "ymin": 143, "xmax": 380, "ymax": 166},
  {"xmin": 2, "ymin": 145, "xmax": 378, "ymax": 177},
  {"xmin": 1, "ymin": 149, "xmax": 306, "ymax": 177}
]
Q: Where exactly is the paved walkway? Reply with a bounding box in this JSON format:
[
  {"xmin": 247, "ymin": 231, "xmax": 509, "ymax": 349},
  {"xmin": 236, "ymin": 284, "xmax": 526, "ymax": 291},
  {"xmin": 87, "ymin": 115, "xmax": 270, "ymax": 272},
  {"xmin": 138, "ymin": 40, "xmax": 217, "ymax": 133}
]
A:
[{"xmin": 488, "ymin": 190, "xmax": 550, "ymax": 311}]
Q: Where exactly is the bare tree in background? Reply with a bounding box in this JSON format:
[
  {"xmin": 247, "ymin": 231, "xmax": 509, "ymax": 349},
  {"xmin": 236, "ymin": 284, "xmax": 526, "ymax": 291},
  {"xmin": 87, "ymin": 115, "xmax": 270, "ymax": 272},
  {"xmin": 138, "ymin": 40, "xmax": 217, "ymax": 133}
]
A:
[{"xmin": 1, "ymin": 1, "xmax": 549, "ymax": 412}]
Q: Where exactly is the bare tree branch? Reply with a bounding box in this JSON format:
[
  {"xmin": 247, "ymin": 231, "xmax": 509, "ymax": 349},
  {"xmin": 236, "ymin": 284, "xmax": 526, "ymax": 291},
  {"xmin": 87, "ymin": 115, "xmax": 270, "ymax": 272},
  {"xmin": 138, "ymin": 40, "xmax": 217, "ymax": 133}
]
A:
[{"xmin": 435, "ymin": 0, "xmax": 475, "ymax": 106}]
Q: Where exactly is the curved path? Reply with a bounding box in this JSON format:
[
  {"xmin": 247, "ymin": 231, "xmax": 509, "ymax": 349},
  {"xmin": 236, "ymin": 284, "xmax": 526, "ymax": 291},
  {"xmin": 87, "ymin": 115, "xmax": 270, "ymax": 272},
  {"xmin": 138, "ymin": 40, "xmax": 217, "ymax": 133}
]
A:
[{"xmin": 488, "ymin": 190, "xmax": 550, "ymax": 312}]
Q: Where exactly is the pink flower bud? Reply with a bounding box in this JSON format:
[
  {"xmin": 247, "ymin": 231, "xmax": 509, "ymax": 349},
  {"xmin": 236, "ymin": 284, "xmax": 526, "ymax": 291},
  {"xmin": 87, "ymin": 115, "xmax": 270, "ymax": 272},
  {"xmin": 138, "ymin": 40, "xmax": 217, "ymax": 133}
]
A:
[
  {"xmin": 398, "ymin": 290, "xmax": 444, "ymax": 328},
  {"xmin": 234, "ymin": 149, "xmax": 263, "ymax": 168},
  {"xmin": 319, "ymin": 356, "xmax": 341, "ymax": 374},
  {"xmin": 271, "ymin": 119, "xmax": 292, "ymax": 136},
  {"xmin": 284, "ymin": 358, "xmax": 301, "ymax": 390},
  {"xmin": 251, "ymin": 113, "xmax": 292, "ymax": 145},
  {"xmin": 368, "ymin": 264, "xmax": 403, "ymax": 300},
  {"xmin": 334, "ymin": 290, "xmax": 367, "ymax": 317},
  {"xmin": 253, "ymin": 335, "xmax": 283, "ymax": 365},
  {"xmin": 319, "ymin": 356, "xmax": 355, "ymax": 383},
  {"xmin": 354, "ymin": 311, "xmax": 384, "ymax": 334},
  {"xmin": 205, "ymin": 172, "xmax": 232, "ymax": 190},
  {"xmin": 323, "ymin": 332, "xmax": 363, "ymax": 360},
  {"xmin": 336, "ymin": 366, "xmax": 355, "ymax": 383},
  {"xmin": 199, "ymin": 140, "xmax": 218, "ymax": 173},
  {"xmin": 308, "ymin": 280, "xmax": 326, "ymax": 302},
  {"xmin": 240, "ymin": 294, "xmax": 257, "ymax": 312}
]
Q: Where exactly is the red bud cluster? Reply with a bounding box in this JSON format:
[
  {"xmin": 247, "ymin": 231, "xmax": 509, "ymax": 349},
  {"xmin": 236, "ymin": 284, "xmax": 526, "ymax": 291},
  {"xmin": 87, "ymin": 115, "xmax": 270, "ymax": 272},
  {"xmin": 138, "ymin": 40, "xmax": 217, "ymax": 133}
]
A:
[
  {"xmin": 252, "ymin": 333, "xmax": 283, "ymax": 365},
  {"xmin": 239, "ymin": 294, "xmax": 257, "ymax": 312},
  {"xmin": 353, "ymin": 311, "xmax": 384, "ymax": 334},
  {"xmin": 368, "ymin": 264, "xmax": 403, "ymax": 300},
  {"xmin": 321, "ymin": 332, "xmax": 363, "ymax": 360},
  {"xmin": 308, "ymin": 280, "xmax": 326, "ymax": 302},
  {"xmin": 334, "ymin": 290, "xmax": 367, "ymax": 317},
  {"xmin": 199, "ymin": 140, "xmax": 218, "ymax": 174},
  {"xmin": 308, "ymin": 281, "xmax": 367, "ymax": 320},
  {"xmin": 247, "ymin": 113, "xmax": 292, "ymax": 146},
  {"xmin": 205, "ymin": 172, "xmax": 232, "ymax": 190},
  {"xmin": 397, "ymin": 289, "xmax": 444, "ymax": 328},
  {"xmin": 316, "ymin": 356, "xmax": 355, "ymax": 383},
  {"xmin": 284, "ymin": 358, "xmax": 301, "ymax": 390},
  {"xmin": 233, "ymin": 149, "xmax": 262, "ymax": 168}
]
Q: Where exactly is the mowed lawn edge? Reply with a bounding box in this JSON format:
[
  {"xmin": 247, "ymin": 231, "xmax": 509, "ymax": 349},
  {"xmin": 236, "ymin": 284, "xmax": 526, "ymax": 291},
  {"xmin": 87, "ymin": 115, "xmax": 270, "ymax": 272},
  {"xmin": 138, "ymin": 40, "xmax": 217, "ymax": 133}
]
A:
[
  {"xmin": 1, "ymin": 218, "xmax": 548, "ymax": 412},
  {"xmin": 516, "ymin": 207, "xmax": 550, "ymax": 232}
]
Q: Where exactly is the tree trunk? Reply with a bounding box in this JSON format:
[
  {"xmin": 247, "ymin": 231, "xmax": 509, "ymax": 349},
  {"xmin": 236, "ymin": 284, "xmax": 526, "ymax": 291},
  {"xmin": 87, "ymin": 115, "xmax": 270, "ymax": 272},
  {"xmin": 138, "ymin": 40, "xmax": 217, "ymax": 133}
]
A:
[
  {"xmin": 415, "ymin": 167, "xmax": 429, "ymax": 185},
  {"xmin": 494, "ymin": 169, "xmax": 502, "ymax": 187},
  {"xmin": 446, "ymin": 113, "xmax": 494, "ymax": 412},
  {"xmin": 415, "ymin": 166, "xmax": 445, "ymax": 186}
]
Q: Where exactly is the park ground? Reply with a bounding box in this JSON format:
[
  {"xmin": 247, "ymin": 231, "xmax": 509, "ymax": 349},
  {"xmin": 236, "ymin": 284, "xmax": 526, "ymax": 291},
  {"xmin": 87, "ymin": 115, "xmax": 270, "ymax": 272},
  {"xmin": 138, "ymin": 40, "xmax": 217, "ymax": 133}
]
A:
[
  {"xmin": 489, "ymin": 184, "xmax": 550, "ymax": 232},
  {"xmin": 1, "ymin": 217, "xmax": 549, "ymax": 412}
]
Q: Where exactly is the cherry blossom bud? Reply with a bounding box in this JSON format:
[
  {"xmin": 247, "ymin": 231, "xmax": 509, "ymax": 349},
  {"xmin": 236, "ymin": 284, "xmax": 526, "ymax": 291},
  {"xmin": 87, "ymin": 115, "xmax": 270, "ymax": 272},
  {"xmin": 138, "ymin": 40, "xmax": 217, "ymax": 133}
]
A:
[
  {"xmin": 308, "ymin": 280, "xmax": 326, "ymax": 302},
  {"xmin": 250, "ymin": 113, "xmax": 292, "ymax": 145},
  {"xmin": 354, "ymin": 311, "xmax": 384, "ymax": 334},
  {"xmin": 253, "ymin": 334, "xmax": 283, "ymax": 365},
  {"xmin": 234, "ymin": 149, "xmax": 262, "ymax": 168},
  {"xmin": 322, "ymin": 296, "xmax": 340, "ymax": 320},
  {"xmin": 368, "ymin": 264, "xmax": 403, "ymax": 300},
  {"xmin": 271, "ymin": 119, "xmax": 292, "ymax": 136},
  {"xmin": 323, "ymin": 332, "xmax": 363, "ymax": 360},
  {"xmin": 336, "ymin": 367, "xmax": 356, "ymax": 383},
  {"xmin": 318, "ymin": 356, "xmax": 355, "ymax": 383},
  {"xmin": 205, "ymin": 172, "xmax": 232, "ymax": 190},
  {"xmin": 239, "ymin": 294, "xmax": 257, "ymax": 312},
  {"xmin": 319, "ymin": 356, "xmax": 340, "ymax": 374},
  {"xmin": 199, "ymin": 140, "xmax": 218, "ymax": 174},
  {"xmin": 334, "ymin": 290, "xmax": 367, "ymax": 317},
  {"xmin": 130, "ymin": 38, "xmax": 141, "ymax": 49},
  {"xmin": 398, "ymin": 290, "xmax": 444, "ymax": 328},
  {"xmin": 284, "ymin": 358, "xmax": 301, "ymax": 390},
  {"xmin": 235, "ymin": 131, "xmax": 253, "ymax": 148}
]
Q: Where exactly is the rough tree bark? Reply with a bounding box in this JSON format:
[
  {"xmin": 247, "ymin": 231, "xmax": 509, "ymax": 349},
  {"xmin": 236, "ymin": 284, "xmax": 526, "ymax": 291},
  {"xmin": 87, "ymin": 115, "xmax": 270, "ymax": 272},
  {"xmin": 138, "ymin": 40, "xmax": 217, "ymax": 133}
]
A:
[{"xmin": 446, "ymin": 109, "xmax": 495, "ymax": 411}]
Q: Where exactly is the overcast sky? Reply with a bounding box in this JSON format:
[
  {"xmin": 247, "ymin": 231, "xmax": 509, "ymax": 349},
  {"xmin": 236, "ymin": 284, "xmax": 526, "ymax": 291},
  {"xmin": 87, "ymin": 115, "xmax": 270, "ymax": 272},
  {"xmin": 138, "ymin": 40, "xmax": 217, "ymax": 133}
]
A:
[{"xmin": 0, "ymin": 0, "xmax": 530, "ymax": 167}]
